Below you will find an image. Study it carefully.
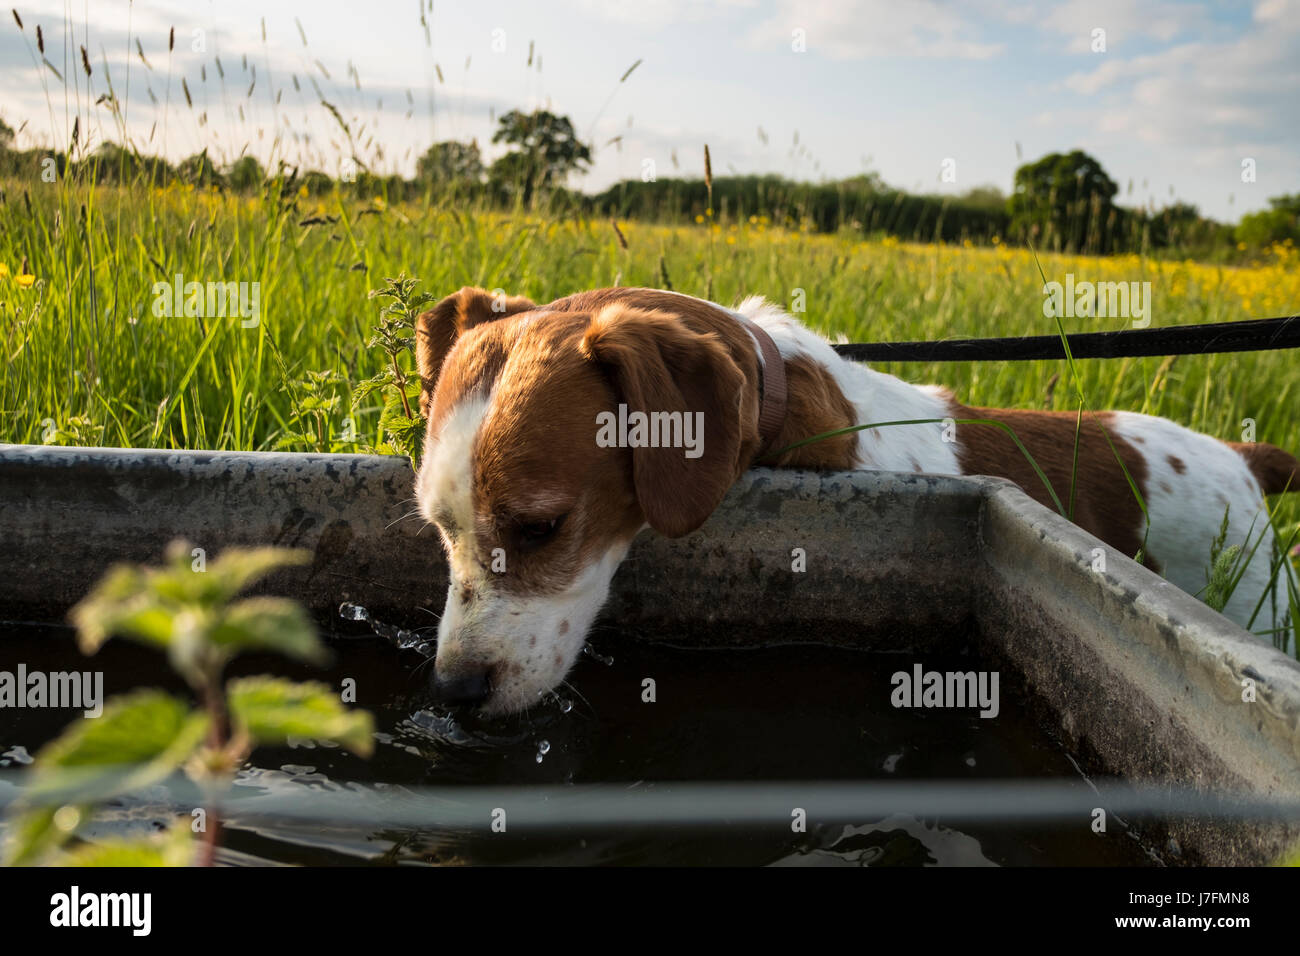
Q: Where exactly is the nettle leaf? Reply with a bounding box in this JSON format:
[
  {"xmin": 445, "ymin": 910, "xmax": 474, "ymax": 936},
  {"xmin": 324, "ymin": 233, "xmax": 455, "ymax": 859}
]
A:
[
  {"xmin": 275, "ymin": 431, "xmax": 317, "ymax": 450},
  {"xmin": 350, "ymin": 369, "xmax": 397, "ymax": 409},
  {"xmin": 210, "ymin": 596, "xmax": 328, "ymax": 664},
  {"xmin": 72, "ymin": 545, "xmax": 312, "ymax": 659},
  {"xmin": 71, "ymin": 565, "xmax": 176, "ymax": 654},
  {"xmin": 63, "ymin": 819, "xmax": 195, "ymax": 868},
  {"xmin": 25, "ymin": 691, "xmax": 209, "ymax": 803},
  {"xmin": 5, "ymin": 691, "xmax": 208, "ymax": 865},
  {"xmin": 200, "ymin": 547, "xmax": 312, "ymax": 605},
  {"xmin": 296, "ymin": 394, "xmax": 339, "ymax": 414},
  {"xmin": 229, "ymin": 676, "xmax": 375, "ymax": 756},
  {"xmin": 303, "ymin": 368, "xmax": 346, "ymax": 388},
  {"xmin": 3, "ymin": 804, "xmax": 82, "ymax": 867}
]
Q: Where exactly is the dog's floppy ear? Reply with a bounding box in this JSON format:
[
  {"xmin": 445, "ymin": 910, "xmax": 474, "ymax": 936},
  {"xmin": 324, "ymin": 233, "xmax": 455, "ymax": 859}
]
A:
[
  {"xmin": 415, "ymin": 286, "xmax": 536, "ymax": 415},
  {"xmin": 580, "ymin": 304, "xmax": 747, "ymax": 537}
]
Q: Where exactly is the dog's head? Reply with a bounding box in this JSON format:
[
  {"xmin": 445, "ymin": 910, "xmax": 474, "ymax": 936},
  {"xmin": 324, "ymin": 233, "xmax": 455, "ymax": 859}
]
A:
[{"xmin": 414, "ymin": 287, "xmax": 757, "ymax": 714}]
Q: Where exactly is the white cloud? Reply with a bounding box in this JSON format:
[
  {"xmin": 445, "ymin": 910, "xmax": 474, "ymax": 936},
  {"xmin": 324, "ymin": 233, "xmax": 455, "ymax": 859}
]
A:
[
  {"xmin": 746, "ymin": 0, "xmax": 1005, "ymax": 60},
  {"xmin": 1060, "ymin": 1, "xmax": 1300, "ymax": 153},
  {"xmin": 563, "ymin": 0, "xmax": 756, "ymax": 28},
  {"xmin": 1039, "ymin": 0, "xmax": 1213, "ymax": 53}
]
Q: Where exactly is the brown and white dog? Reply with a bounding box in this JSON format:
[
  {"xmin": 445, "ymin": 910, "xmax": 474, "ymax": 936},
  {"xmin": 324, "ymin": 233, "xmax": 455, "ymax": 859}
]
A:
[{"xmin": 414, "ymin": 286, "xmax": 1298, "ymax": 714}]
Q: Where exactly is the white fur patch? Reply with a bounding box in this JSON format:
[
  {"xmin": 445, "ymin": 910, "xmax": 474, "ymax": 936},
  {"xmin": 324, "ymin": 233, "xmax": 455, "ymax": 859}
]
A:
[
  {"xmin": 417, "ymin": 394, "xmax": 489, "ymax": 549},
  {"xmin": 416, "ymin": 389, "xmax": 637, "ymax": 714},
  {"xmin": 1109, "ymin": 411, "xmax": 1292, "ymax": 646},
  {"xmin": 733, "ymin": 296, "xmax": 959, "ymax": 473},
  {"xmin": 436, "ymin": 540, "xmax": 633, "ymax": 715}
]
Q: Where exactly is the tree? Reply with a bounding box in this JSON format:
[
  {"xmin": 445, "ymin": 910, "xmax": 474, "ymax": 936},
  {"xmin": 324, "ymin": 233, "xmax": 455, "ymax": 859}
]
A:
[
  {"xmin": 1009, "ymin": 150, "xmax": 1119, "ymax": 253},
  {"xmin": 489, "ymin": 109, "xmax": 591, "ymax": 199},
  {"xmin": 1235, "ymin": 194, "xmax": 1300, "ymax": 248},
  {"xmin": 178, "ymin": 149, "xmax": 222, "ymax": 187},
  {"xmin": 227, "ymin": 155, "xmax": 264, "ymax": 191},
  {"xmin": 415, "ymin": 140, "xmax": 484, "ymax": 185},
  {"xmin": 0, "ymin": 116, "xmax": 15, "ymax": 151}
]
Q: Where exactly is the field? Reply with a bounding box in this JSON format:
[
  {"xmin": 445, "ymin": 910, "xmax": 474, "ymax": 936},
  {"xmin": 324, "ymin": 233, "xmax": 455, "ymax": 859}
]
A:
[{"xmin": 3, "ymin": 180, "xmax": 1299, "ymax": 548}]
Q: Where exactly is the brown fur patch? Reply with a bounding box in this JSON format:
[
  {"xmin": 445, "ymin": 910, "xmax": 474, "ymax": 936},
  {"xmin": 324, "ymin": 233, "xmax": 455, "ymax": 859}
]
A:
[
  {"xmin": 1228, "ymin": 442, "xmax": 1300, "ymax": 495},
  {"xmin": 578, "ymin": 303, "xmax": 749, "ymax": 537},
  {"xmin": 953, "ymin": 403, "xmax": 1154, "ymax": 565},
  {"xmin": 1166, "ymin": 455, "xmax": 1186, "ymax": 475},
  {"xmin": 765, "ymin": 355, "xmax": 860, "ymax": 470},
  {"xmin": 465, "ymin": 310, "xmax": 644, "ymax": 594},
  {"xmin": 416, "ymin": 286, "xmax": 537, "ymax": 418}
]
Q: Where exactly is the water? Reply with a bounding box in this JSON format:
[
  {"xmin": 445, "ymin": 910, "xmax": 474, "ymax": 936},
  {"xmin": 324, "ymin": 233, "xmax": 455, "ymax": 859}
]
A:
[
  {"xmin": 338, "ymin": 603, "xmax": 435, "ymax": 658},
  {"xmin": 0, "ymin": 620, "xmax": 1162, "ymax": 866}
]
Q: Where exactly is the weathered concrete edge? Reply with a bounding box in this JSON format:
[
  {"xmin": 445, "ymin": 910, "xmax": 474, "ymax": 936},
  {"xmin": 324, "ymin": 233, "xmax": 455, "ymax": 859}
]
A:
[
  {"xmin": 0, "ymin": 445, "xmax": 987, "ymax": 638},
  {"xmin": 978, "ymin": 483, "xmax": 1300, "ymax": 863}
]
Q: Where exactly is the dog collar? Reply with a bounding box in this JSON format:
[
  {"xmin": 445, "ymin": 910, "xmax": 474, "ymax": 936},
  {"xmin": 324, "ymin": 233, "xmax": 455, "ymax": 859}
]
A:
[{"xmin": 738, "ymin": 316, "xmax": 788, "ymax": 459}]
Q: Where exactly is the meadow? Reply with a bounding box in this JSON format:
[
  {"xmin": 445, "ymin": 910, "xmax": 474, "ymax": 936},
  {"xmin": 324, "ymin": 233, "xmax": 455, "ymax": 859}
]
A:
[{"xmin": 2, "ymin": 179, "xmax": 1298, "ymax": 541}]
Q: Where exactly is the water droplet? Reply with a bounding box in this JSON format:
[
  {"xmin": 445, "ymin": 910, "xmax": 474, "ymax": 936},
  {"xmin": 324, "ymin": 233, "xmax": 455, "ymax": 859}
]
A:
[
  {"xmin": 582, "ymin": 645, "xmax": 614, "ymax": 666},
  {"xmin": 341, "ymin": 603, "xmax": 436, "ymax": 658},
  {"xmin": 535, "ymin": 739, "xmax": 551, "ymax": 763},
  {"xmin": 339, "ymin": 602, "xmax": 369, "ymax": 622},
  {"xmin": 558, "ymin": 697, "xmax": 573, "ymax": 714}
]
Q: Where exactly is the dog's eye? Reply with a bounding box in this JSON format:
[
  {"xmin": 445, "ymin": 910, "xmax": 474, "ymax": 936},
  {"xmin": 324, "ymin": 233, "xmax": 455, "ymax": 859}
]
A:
[{"xmin": 516, "ymin": 515, "xmax": 565, "ymax": 547}]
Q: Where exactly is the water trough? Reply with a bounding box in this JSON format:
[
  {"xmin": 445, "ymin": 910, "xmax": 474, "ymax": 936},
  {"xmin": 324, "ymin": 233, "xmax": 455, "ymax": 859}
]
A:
[{"xmin": 1, "ymin": 443, "xmax": 1298, "ymax": 866}]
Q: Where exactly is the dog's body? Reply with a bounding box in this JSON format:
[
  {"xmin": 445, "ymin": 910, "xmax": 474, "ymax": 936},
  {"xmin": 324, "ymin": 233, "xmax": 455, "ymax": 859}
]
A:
[{"xmin": 415, "ymin": 286, "xmax": 1299, "ymax": 713}]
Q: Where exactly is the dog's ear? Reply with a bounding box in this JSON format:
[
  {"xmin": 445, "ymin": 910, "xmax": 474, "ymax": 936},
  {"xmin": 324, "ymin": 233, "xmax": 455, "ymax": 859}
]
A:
[
  {"xmin": 580, "ymin": 304, "xmax": 747, "ymax": 537},
  {"xmin": 416, "ymin": 286, "xmax": 536, "ymax": 416}
]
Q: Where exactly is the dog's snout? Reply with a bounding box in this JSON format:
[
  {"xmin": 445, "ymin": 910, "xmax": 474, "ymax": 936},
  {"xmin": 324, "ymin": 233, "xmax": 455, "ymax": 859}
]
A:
[{"xmin": 431, "ymin": 667, "xmax": 492, "ymax": 707}]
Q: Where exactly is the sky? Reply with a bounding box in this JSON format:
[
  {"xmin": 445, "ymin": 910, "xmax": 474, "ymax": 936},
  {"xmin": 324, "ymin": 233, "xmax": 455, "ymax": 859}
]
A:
[{"xmin": 1, "ymin": 0, "xmax": 1297, "ymax": 222}]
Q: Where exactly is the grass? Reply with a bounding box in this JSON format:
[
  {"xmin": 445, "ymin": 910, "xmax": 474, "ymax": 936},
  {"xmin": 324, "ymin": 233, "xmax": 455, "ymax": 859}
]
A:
[{"xmin": 2, "ymin": 179, "xmax": 1298, "ymax": 642}]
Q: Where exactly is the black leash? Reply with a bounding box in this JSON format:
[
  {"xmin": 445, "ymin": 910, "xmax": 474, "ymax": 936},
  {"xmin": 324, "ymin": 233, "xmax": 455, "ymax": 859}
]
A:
[{"xmin": 831, "ymin": 314, "xmax": 1300, "ymax": 362}]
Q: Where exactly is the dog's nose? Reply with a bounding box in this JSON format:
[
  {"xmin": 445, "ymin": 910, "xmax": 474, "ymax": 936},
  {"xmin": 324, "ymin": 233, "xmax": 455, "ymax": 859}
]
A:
[{"xmin": 431, "ymin": 668, "xmax": 492, "ymax": 707}]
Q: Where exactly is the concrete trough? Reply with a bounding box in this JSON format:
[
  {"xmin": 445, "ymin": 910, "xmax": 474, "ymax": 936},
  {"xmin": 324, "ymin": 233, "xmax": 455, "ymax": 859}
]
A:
[{"xmin": 1, "ymin": 442, "xmax": 1299, "ymax": 865}]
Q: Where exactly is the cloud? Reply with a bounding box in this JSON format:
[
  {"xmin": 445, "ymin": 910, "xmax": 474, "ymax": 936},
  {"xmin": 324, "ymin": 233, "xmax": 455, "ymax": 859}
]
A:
[
  {"xmin": 745, "ymin": 0, "xmax": 1006, "ymax": 60},
  {"xmin": 1059, "ymin": 0, "xmax": 1300, "ymax": 155},
  {"xmin": 1039, "ymin": 0, "xmax": 1214, "ymax": 53},
  {"xmin": 562, "ymin": 0, "xmax": 756, "ymax": 28}
]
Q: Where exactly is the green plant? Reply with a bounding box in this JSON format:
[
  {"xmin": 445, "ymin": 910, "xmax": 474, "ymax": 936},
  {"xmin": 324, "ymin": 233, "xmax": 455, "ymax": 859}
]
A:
[
  {"xmin": 277, "ymin": 368, "xmax": 353, "ymax": 453},
  {"xmin": 354, "ymin": 273, "xmax": 432, "ymax": 464},
  {"xmin": 3, "ymin": 541, "xmax": 374, "ymax": 867}
]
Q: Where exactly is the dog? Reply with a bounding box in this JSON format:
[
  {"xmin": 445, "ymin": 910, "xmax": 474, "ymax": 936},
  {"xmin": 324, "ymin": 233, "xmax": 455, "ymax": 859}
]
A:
[{"xmin": 414, "ymin": 286, "xmax": 1299, "ymax": 714}]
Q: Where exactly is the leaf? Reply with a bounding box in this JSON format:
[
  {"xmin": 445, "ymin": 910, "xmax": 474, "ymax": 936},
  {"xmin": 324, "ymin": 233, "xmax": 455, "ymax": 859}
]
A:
[
  {"xmin": 274, "ymin": 431, "xmax": 316, "ymax": 449},
  {"xmin": 202, "ymin": 547, "xmax": 312, "ymax": 604},
  {"xmin": 350, "ymin": 369, "xmax": 396, "ymax": 409},
  {"xmin": 63, "ymin": 819, "xmax": 195, "ymax": 867},
  {"xmin": 228, "ymin": 676, "xmax": 375, "ymax": 756},
  {"xmin": 71, "ymin": 565, "xmax": 175, "ymax": 653},
  {"xmin": 209, "ymin": 596, "xmax": 328, "ymax": 664},
  {"xmin": 71, "ymin": 545, "xmax": 311, "ymax": 658},
  {"xmin": 5, "ymin": 692, "xmax": 208, "ymax": 865},
  {"xmin": 295, "ymin": 395, "xmax": 338, "ymax": 414},
  {"xmin": 2, "ymin": 805, "xmax": 80, "ymax": 868}
]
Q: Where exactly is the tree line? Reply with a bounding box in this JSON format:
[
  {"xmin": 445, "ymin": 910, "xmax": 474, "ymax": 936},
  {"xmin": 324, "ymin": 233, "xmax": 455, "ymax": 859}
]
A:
[{"xmin": 1, "ymin": 111, "xmax": 1294, "ymax": 259}]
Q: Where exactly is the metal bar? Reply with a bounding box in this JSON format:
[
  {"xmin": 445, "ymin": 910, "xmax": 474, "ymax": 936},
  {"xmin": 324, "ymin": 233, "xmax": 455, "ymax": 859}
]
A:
[
  {"xmin": 833, "ymin": 314, "xmax": 1300, "ymax": 362},
  {"xmin": 5, "ymin": 776, "xmax": 1300, "ymax": 829}
]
